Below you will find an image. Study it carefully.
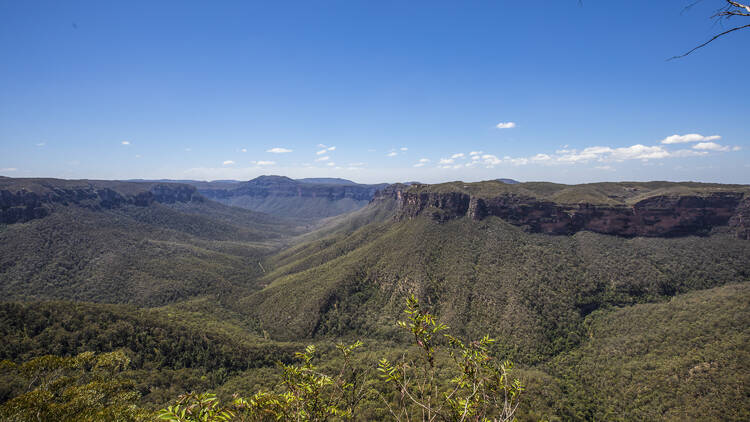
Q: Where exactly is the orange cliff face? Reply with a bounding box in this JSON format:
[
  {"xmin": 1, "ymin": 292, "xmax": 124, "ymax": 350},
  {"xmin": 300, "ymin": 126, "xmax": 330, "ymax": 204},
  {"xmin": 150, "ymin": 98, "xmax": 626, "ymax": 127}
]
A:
[{"xmin": 374, "ymin": 184, "xmax": 750, "ymax": 239}]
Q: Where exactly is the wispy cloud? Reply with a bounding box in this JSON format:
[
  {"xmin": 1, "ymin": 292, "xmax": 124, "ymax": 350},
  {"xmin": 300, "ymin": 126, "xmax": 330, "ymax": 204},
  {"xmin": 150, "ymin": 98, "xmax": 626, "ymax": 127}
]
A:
[
  {"xmin": 241, "ymin": 148, "xmax": 247, "ymax": 153},
  {"xmin": 413, "ymin": 158, "xmax": 430, "ymax": 168},
  {"xmin": 267, "ymin": 147, "xmax": 292, "ymax": 153},
  {"xmin": 316, "ymin": 149, "xmax": 327, "ymax": 155},
  {"xmin": 439, "ymin": 158, "xmax": 455, "ymax": 165},
  {"xmin": 315, "ymin": 156, "xmax": 330, "ymax": 162},
  {"xmin": 693, "ymin": 142, "xmax": 730, "ymax": 152},
  {"xmin": 451, "ymin": 153, "xmax": 465, "ymax": 159},
  {"xmin": 557, "ymin": 145, "xmax": 671, "ymax": 162},
  {"xmin": 327, "ymin": 146, "xmax": 336, "ymax": 151},
  {"xmin": 386, "ymin": 152, "xmax": 398, "ymax": 157},
  {"xmin": 496, "ymin": 122, "xmax": 516, "ymax": 129},
  {"xmin": 36, "ymin": 142, "xmax": 46, "ymax": 147},
  {"xmin": 400, "ymin": 147, "xmax": 408, "ymax": 151},
  {"xmin": 0, "ymin": 167, "xmax": 18, "ymax": 172},
  {"xmin": 253, "ymin": 160, "xmax": 276, "ymax": 166},
  {"xmin": 222, "ymin": 160, "xmax": 235, "ymax": 165},
  {"xmin": 121, "ymin": 141, "xmax": 131, "ymax": 145},
  {"xmin": 660, "ymin": 133, "xmax": 720, "ymax": 144}
]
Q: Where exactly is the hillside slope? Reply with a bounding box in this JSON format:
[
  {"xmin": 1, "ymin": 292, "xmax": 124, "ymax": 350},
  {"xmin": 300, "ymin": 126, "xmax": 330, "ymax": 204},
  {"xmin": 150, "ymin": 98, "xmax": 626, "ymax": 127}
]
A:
[
  {"xmin": 240, "ymin": 181, "xmax": 750, "ymax": 364},
  {"xmin": 545, "ymin": 282, "xmax": 750, "ymax": 421},
  {"xmin": 0, "ymin": 178, "xmax": 304, "ymax": 305}
]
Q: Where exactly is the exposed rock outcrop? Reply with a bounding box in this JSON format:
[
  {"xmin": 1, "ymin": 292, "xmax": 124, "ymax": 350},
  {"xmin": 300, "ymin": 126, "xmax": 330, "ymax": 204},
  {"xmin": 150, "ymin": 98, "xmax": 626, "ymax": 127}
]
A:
[
  {"xmin": 0, "ymin": 181, "xmax": 201, "ymax": 225},
  {"xmin": 375, "ymin": 184, "xmax": 749, "ymax": 239}
]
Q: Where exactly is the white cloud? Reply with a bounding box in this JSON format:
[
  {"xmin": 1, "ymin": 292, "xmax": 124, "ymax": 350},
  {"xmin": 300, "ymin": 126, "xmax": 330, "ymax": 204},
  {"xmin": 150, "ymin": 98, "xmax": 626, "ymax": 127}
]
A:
[
  {"xmin": 222, "ymin": 160, "xmax": 235, "ymax": 165},
  {"xmin": 418, "ymin": 158, "xmax": 430, "ymax": 163},
  {"xmin": 496, "ymin": 122, "xmax": 516, "ymax": 129},
  {"xmin": 660, "ymin": 133, "xmax": 721, "ymax": 144},
  {"xmin": 253, "ymin": 160, "xmax": 276, "ymax": 166},
  {"xmin": 481, "ymin": 154, "xmax": 502, "ymax": 166},
  {"xmin": 469, "ymin": 151, "xmax": 482, "ymax": 156},
  {"xmin": 1, "ymin": 167, "xmax": 18, "ymax": 172},
  {"xmin": 556, "ymin": 144, "xmax": 670, "ymax": 163},
  {"xmin": 135, "ymin": 154, "xmax": 142, "ymax": 158},
  {"xmin": 267, "ymin": 147, "xmax": 292, "ymax": 153},
  {"xmin": 400, "ymin": 147, "xmax": 408, "ymax": 151},
  {"xmin": 327, "ymin": 146, "xmax": 336, "ymax": 151},
  {"xmin": 327, "ymin": 162, "xmax": 335, "ymax": 166},
  {"xmin": 317, "ymin": 144, "xmax": 326, "ymax": 148},
  {"xmin": 692, "ymin": 142, "xmax": 730, "ymax": 152},
  {"xmin": 669, "ymin": 149, "xmax": 709, "ymax": 157},
  {"xmin": 315, "ymin": 156, "xmax": 330, "ymax": 162},
  {"xmin": 121, "ymin": 141, "xmax": 130, "ymax": 145},
  {"xmin": 316, "ymin": 149, "xmax": 328, "ymax": 155},
  {"xmin": 413, "ymin": 163, "xmax": 426, "ymax": 168},
  {"xmin": 531, "ymin": 153, "xmax": 552, "ymax": 162},
  {"xmin": 438, "ymin": 158, "xmax": 455, "ymax": 165},
  {"xmin": 732, "ymin": 146, "xmax": 742, "ymax": 151},
  {"xmin": 241, "ymin": 148, "xmax": 247, "ymax": 153},
  {"xmin": 451, "ymin": 153, "xmax": 465, "ymax": 159},
  {"xmin": 610, "ymin": 144, "xmax": 671, "ymax": 161},
  {"xmin": 387, "ymin": 152, "xmax": 398, "ymax": 157},
  {"xmin": 36, "ymin": 142, "xmax": 46, "ymax": 147},
  {"xmin": 594, "ymin": 165, "xmax": 615, "ymax": 171}
]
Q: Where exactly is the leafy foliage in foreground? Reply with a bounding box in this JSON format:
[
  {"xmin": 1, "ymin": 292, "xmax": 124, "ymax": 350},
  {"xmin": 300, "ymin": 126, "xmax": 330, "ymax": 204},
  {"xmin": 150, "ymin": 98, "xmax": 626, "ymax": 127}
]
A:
[
  {"xmin": 0, "ymin": 301, "xmax": 299, "ymax": 405},
  {"xmin": 159, "ymin": 295, "xmax": 524, "ymax": 421},
  {"xmin": 0, "ymin": 351, "xmax": 150, "ymax": 422}
]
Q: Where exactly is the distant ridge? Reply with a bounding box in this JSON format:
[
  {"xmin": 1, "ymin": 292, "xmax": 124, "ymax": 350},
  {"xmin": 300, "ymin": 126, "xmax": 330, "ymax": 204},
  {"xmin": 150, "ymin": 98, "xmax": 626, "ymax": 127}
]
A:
[
  {"xmin": 196, "ymin": 175, "xmax": 388, "ymax": 219},
  {"xmin": 296, "ymin": 177, "xmax": 358, "ymax": 185},
  {"xmin": 497, "ymin": 178, "xmax": 520, "ymax": 184}
]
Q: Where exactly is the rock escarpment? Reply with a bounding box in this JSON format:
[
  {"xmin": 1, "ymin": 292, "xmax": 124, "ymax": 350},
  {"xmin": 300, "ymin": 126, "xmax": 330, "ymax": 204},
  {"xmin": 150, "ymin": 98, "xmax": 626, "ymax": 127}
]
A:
[
  {"xmin": 374, "ymin": 183, "xmax": 750, "ymax": 239},
  {"xmin": 0, "ymin": 180, "xmax": 201, "ymax": 225}
]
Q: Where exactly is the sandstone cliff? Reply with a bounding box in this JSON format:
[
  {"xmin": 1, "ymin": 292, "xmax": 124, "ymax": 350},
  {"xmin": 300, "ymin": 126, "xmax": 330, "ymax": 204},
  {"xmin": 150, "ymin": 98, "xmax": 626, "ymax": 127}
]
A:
[
  {"xmin": 374, "ymin": 181, "xmax": 750, "ymax": 238},
  {"xmin": 0, "ymin": 179, "xmax": 201, "ymax": 224}
]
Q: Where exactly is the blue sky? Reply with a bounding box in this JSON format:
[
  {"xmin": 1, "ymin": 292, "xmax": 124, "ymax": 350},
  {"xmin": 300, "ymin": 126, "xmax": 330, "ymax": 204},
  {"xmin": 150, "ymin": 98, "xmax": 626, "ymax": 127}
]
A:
[{"xmin": 1, "ymin": 0, "xmax": 748, "ymax": 184}]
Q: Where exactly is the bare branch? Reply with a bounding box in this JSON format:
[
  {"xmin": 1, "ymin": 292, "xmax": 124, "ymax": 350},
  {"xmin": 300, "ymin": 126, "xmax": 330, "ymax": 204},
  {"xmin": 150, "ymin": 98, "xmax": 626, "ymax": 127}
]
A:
[
  {"xmin": 727, "ymin": 0, "xmax": 750, "ymax": 13},
  {"xmin": 669, "ymin": 23, "xmax": 750, "ymax": 59}
]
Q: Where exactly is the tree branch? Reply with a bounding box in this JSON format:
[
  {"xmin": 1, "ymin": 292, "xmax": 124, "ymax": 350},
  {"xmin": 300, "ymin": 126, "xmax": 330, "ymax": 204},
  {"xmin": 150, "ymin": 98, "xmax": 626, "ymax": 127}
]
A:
[{"xmin": 669, "ymin": 23, "xmax": 750, "ymax": 59}]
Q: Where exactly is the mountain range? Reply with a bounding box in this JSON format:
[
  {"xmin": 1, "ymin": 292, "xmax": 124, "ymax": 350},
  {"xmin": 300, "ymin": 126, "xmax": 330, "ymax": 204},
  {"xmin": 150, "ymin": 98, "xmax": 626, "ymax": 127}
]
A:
[{"xmin": 1, "ymin": 175, "xmax": 748, "ymax": 420}]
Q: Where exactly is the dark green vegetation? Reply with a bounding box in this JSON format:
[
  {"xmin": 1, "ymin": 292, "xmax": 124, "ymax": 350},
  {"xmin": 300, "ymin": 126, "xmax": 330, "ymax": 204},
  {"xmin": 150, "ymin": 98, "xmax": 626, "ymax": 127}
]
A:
[
  {"xmin": 244, "ymin": 205, "xmax": 750, "ymax": 363},
  {"xmin": 548, "ymin": 282, "xmax": 750, "ymax": 421},
  {"xmin": 0, "ymin": 178, "xmax": 307, "ymax": 305},
  {"xmin": 1, "ymin": 177, "xmax": 749, "ymax": 420}
]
